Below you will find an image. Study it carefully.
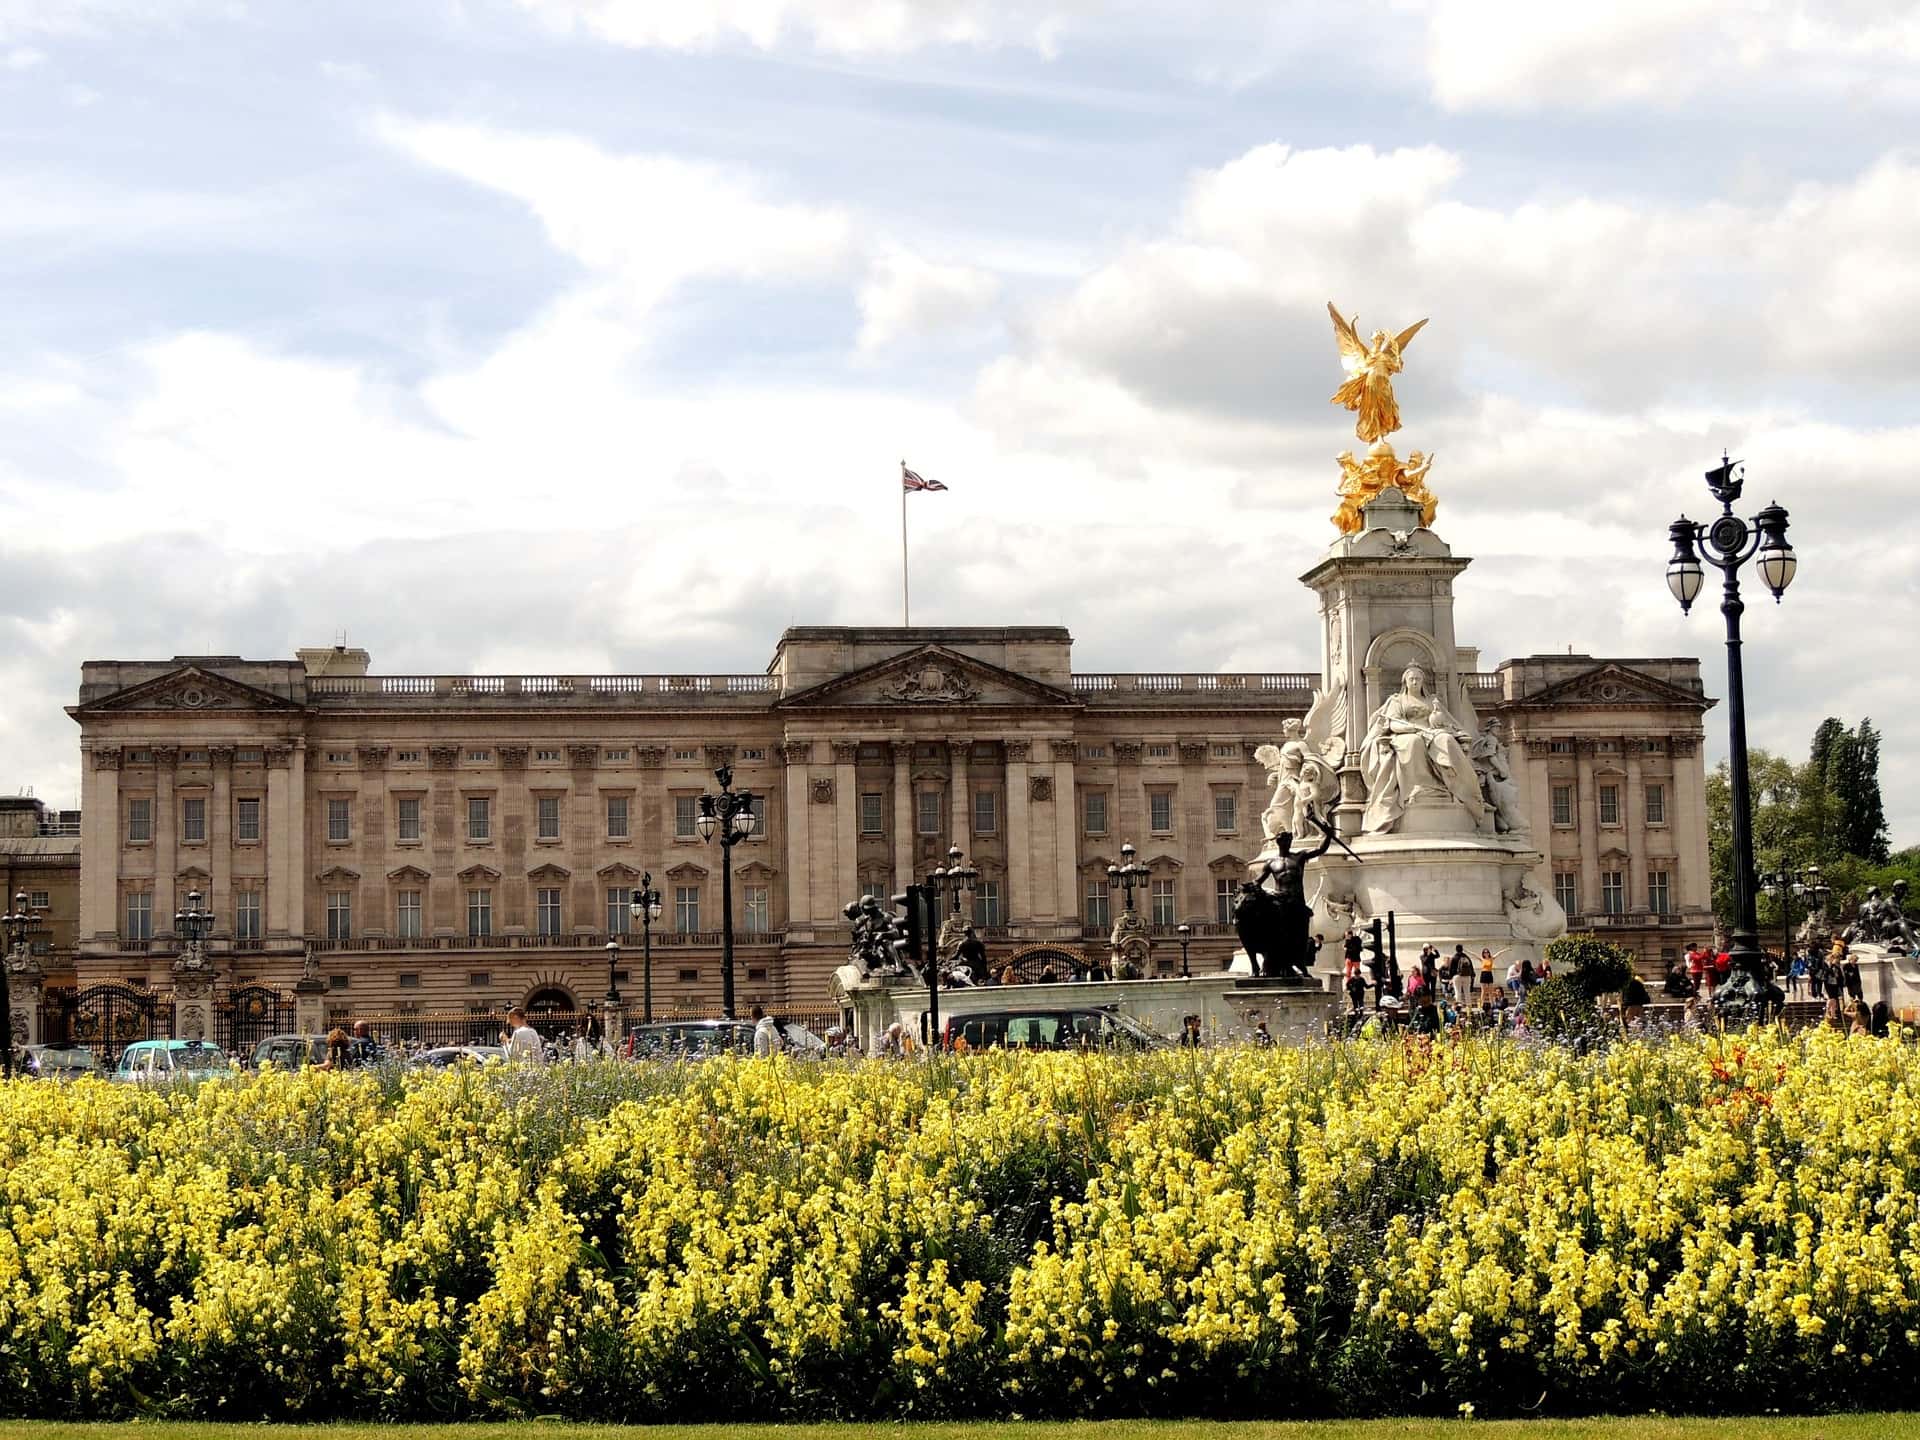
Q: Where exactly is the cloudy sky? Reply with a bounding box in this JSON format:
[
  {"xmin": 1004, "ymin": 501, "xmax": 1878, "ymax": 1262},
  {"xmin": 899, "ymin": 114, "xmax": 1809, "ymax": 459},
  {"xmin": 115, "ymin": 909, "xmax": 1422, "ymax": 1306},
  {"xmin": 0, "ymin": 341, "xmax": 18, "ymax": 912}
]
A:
[{"xmin": 1, "ymin": 0, "xmax": 1916, "ymax": 842}]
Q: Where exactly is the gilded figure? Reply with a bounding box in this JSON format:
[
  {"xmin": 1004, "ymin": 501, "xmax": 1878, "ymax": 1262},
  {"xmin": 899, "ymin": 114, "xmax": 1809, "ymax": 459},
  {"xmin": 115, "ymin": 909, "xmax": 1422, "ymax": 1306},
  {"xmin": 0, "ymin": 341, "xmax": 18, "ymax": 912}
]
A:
[{"xmin": 1328, "ymin": 301, "xmax": 1426, "ymax": 442}]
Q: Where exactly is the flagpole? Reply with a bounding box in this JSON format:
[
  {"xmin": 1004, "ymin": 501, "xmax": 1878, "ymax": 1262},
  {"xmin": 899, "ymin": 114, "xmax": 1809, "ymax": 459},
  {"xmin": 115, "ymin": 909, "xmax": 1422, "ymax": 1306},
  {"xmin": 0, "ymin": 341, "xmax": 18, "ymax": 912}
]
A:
[{"xmin": 900, "ymin": 460, "xmax": 911, "ymax": 626}]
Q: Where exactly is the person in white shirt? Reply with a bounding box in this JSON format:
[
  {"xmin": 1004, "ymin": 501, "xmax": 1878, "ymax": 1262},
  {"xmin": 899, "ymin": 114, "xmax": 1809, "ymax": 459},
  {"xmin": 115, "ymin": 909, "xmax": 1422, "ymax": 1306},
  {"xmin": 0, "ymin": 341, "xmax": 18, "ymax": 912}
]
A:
[
  {"xmin": 503, "ymin": 1007, "xmax": 544, "ymax": 1063},
  {"xmin": 752, "ymin": 1003, "xmax": 781, "ymax": 1057}
]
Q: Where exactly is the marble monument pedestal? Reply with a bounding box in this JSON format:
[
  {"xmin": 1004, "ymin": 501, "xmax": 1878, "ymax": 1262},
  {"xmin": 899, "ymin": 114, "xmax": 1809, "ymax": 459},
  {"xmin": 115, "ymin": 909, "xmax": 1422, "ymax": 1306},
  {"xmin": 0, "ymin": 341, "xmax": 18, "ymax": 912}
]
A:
[{"xmin": 1265, "ymin": 824, "xmax": 1561, "ymax": 987}]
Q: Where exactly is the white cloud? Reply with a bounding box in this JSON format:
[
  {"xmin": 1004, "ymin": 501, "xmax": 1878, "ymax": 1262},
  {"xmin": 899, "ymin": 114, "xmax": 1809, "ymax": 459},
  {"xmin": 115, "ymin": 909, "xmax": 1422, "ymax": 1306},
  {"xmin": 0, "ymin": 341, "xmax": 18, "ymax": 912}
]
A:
[
  {"xmin": 3, "ymin": 43, "xmax": 44, "ymax": 67},
  {"xmin": 1423, "ymin": 0, "xmax": 1920, "ymax": 111},
  {"xmin": 0, "ymin": 0, "xmax": 239, "ymax": 43},
  {"xmin": 856, "ymin": 249, "xmax": 999, "ymax": 352},
  {"xmin": 377, "ymin": 117, "xmax": 853, "ymax": 309},
  {"xmin": 510, "ymin": 0, "xmax": 1110, "ymax": 57}
]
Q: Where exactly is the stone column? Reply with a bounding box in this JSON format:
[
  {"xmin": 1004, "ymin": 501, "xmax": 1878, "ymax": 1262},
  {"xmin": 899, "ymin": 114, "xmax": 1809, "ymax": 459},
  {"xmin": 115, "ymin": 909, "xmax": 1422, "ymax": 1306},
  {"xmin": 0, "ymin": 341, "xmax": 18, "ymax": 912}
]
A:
[
  {"xmin": 1051, "ymin": 739, "xmax": 1079, "ymax": 933},
  {"xmin": 293, "ymin": 968, "xmax": 328, "ymax": 1035},
  {"xmin": 153, "ymin": 747, "xmax": 178, "ymax": 934},
  {"xmin": 949, "ymin": 739, "xmax": 973, "ymax": 860},
  {"xmin": 781, "ymin": 741, "xmax": 815, "ymax": 929},
  {"xmin": 568, "ymin": 744, "xmax": 599, "ymax": 937},
  {"xmin": 1179, "ymin": 740, "xmax": 1210, "ymax": 921},
  {"xmin": 266, "ymin": 746, "xmax": 293, "ymax": 935},
  {"xmin": 1005, "ymin": 739, "xmax": 1032, "ymax": 926},
  {"xmin": 1575, "ymin": 740, "xmax": 1600, "ymax": 917},
  {"xmin": 1671, "ymin": 735, "xmax": 1709, "ymax": 911},
  {"xmin": 891, "ymin": 741, "xmax": 914, "ymax": 895},
  {"xmin": 81, "ymin": 747, "xmax": 122, "ymax": 941},
  {"xmin": 209, "ymin": 746, "xmax": 234, "ymax": 933},
  {"xmin": 1624, "ymin": 744, "xmax": 1646, "ymax": 913},
  {"xmin": 1113, "ymin": 741, "xmax": 1143, "ymax": 845},
  {"xmin": 832, "ymin": 742, "xmax": 859, "ymax": 917},
  {"xmin": 288, "ymin": 740, "xmax": 308, "ymax": 941},
  {"xmin": 359, "ymin": 746, "xmax": 392, "ymax": 936}
]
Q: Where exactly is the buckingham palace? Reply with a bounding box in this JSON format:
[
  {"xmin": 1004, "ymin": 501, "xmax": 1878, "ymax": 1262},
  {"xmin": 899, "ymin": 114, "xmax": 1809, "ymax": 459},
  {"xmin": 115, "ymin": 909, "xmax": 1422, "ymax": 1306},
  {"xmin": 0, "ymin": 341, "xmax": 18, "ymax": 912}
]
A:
[{"xmin": 53, "ymin": 623, "xmax": 1718, "ymax": 1024}]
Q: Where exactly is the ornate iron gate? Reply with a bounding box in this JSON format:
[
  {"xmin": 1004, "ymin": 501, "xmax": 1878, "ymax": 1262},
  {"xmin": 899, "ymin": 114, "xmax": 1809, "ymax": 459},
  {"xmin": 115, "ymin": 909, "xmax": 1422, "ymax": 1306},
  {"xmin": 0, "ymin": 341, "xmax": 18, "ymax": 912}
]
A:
[
  {"xmin": 218, "ymin": 983, "xmax": 296, "ymax": 1057},
  {"xmin": 55, "ymin": 982, "xmax": 165, "ymax": 1064}
]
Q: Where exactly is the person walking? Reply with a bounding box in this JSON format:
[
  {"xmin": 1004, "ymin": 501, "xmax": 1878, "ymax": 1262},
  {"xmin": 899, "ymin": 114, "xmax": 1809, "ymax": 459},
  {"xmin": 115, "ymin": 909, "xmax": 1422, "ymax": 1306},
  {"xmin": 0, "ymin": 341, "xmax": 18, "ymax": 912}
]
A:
[
  {"xmin": 503, "ymin": 1007, "xmax": 544, "ymax": 1063},
  {"xmin": 752, "ymin": 1003, "xmax": 782, "ymax": 1057},
  {"xmin": 1450, "ymin": 945, "xmax": 1473, "ymax": 1011},
  {"xmin": 1344, "ymin": 951, "xmax": 1367, "ymax": 1017}
]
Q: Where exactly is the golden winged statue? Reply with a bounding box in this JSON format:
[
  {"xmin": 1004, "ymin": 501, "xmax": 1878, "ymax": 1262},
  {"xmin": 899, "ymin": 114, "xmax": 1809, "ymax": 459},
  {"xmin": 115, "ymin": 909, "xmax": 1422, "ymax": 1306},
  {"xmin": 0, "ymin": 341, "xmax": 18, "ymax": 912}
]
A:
[{"xmin": 1327, "ymin": 301, "xmax": 1427, "ymax": 442}]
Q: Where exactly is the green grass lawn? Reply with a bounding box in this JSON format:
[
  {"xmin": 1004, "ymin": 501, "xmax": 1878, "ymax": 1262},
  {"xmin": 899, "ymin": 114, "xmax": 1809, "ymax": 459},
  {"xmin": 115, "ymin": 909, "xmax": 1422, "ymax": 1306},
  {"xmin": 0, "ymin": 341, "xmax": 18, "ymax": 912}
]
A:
[{"xmin": 2, "ymin": 1422, "xmax": 1917, "ymax": 1439}]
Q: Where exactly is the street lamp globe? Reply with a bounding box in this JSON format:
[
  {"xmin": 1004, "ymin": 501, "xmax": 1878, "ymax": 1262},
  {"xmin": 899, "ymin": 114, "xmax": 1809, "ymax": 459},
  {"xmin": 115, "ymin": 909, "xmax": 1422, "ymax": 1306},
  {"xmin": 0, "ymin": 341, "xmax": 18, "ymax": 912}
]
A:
[
  {"xmin": 731, "ymin": 806, "xmax": 755, "ymax": 838},
  {"xmin": 695, "ymin": 801, "xmax": 718, "ymax": 841},
  {"xmin": 1754, "ymin": 502, "xmax": 1797, "ymax": 599},
  {"xmin": 1666, "ymin": 519, "xmax": 1705, "ymax": 612}
]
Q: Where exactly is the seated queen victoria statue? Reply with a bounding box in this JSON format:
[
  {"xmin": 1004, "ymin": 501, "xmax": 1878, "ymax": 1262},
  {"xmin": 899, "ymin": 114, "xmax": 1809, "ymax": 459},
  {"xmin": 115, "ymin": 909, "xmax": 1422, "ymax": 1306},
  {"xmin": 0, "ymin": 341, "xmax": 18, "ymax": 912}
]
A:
[{"xmin": 1360, "ymin": 663, "xmax": 1488, "ymax": 834}]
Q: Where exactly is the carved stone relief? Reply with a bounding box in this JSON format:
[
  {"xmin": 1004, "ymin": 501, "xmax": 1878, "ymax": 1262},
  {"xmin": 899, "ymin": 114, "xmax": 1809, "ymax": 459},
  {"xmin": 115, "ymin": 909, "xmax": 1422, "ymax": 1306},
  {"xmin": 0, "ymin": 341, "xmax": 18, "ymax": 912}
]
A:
[
  {"xmin": 811, "ymin": 777, "xmax": 835, "ymax": 804},
  {"xmin": 1029, "ymin": 776, "xmax": 1054, "ymax": 803},
  {"xmin": 880, "ymin": 663, "xmax": 978, "ymax": 703}
]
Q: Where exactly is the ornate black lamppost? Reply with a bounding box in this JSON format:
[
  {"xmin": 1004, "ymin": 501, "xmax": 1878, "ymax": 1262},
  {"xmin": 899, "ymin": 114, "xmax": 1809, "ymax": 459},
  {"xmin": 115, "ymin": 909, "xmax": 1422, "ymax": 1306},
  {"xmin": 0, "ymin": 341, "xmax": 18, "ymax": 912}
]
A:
[
  {"xmin": 696, "ymin": 765, "xmax": 757, "ymax": 1020},
  {"xmin": 1758, "ymin": 862, "xmax": 1830, "ymax": 969},
  {"xmin": 914, "ymin": 845, "xmax": 977, "ymax": 1049},
  {"xmin": 627, "ymin": 873, "xmax": 664, "ymax": 1024},
  {"xmin": 0, "ymin": 891, "xmax": 35, "ymax": 1079},
  {"xmin": 1667, "ymin": 453, "xmax": 1797, "ymax": 1015},
  {"xmin": 1176, "ymin": 922, "xmax": 1192, "ymax": 978},
  {"xmin": 1107, "ymin": 841, "xmax": 1149, "ymax": 915},
  {"xmin": 174, "ymin": 888, "xmax": 216, "ymax": 967}
]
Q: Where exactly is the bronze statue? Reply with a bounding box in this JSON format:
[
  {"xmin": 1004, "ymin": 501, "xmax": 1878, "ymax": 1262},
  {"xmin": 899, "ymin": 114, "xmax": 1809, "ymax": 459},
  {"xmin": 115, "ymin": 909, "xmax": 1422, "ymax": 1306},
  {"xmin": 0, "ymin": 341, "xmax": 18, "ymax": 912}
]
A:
[{"xmin": 1234, "ymin": 811, "xmax": 1337, "ymax": 979}]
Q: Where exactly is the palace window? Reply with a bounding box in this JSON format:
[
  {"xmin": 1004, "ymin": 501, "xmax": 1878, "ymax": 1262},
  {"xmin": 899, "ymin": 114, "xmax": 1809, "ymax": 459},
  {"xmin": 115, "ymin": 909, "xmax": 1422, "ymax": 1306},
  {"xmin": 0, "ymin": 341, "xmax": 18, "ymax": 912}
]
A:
[
  {"xmin": 327, "ymin": 798, "xmax": 351, "ymax": 843},
  {"xmin": 1150, "ymin": 878, "xmax": 1177, "ymax": 926},
  {"xmin": 537, "ymin": 795, "xmax": 562, "ymax": 841},
  {"xmin": 235, "ymin": 890, "xmax": 261, "ymax": 940},
  {"xmin": 747, "ymin": 794, "xmax": 766, "ymax": 833},
  {"xmin": 917, "ymin": 790, "xmax": 942, "ymax": 837},
  {"xmin": 28, "ymin": 890, "xmax": 48, "ymax": 910},
  {"xmin": 466, "ymin": 796, "xmax": 490, "ymax": 842},
  {"xmin": 468, "ymin": 971, "xmax": 490, "ymax": 988},
  {"xmin": 1084, "ymin": 791, "xmax": 1108, "ymax": 835},
  {"xmin": 325, "ymin": 891, "xmax": 352, "ymax": 941},
  {"xmin": 1149, "ymin": 791, "xmax": 1174, "ymax": 834},
  {"xmin": 1553, "ymin": 872, "xmax": 1579, "ymax": 916},
  {"xmin": 396, "ymin": 797, "xmax": 422, "ymax": 842},
  {"xmin": 1644, "ymin": 739, "xmax": 1666, "ymax": 754},
  {"xmin": 1601, "ymin": 871, "xmax": 1625, "ymax": 915},
  {"xmin": 1080, "ymin": 744, "xmax": 1107, "ymax": 760},
  {"xmin": 1597, "ymin": 740, "xmax": 1619, "ymax": 753},
  {"xmin": 1550, "ymin": 785, "xmax": 1574, "ymax": 827},
  {"xmin": 1148, "ymin": 743, "xmax": 1173, "ymax": 759},
  {"xmin": 604, "ymin": 748, "xmax": 629, "ymax": 762},
  {"xmin": 394, "ymin": 750, "xmax": 421, "ymax": 764},
  {"xmin": 743, "ymin": 885, "xmax": 770, "ymax": 934},
  {"xmin": 125, "ymin": 891, "xmax": 152, "ymax": 941},
  {"xmin": 674, "ymin": 795, "xmax": 699, "ymax": 840},
  {"xmin": 1216, "ymin": 877, "xmax": 1236, "ymax": 924},
  {"xmin": 1549, "ymin": 739, "xmax": 1574, "ymax": 754},
  {"xmin": 606, "ymin": 887, "xmax": 630, "ymax": 935},
  {"xmin": 677, "ymin": 968, "xmax": 700, "ymax": 984},
  {"xmin": 740, "ymin": 748, "xmax": 766, "ymax": 761},
  {"xmin": 860, "ymin": 793, "xmax": 885, "ymax": 835},
  {"xmin": 466, "ymin": 750, "xmax": 491, "ymax": 763},
  {"xmin": 536, "ymin": 748, "xmax": 562, "ymax": 763},
  {"xmin": 606, "ymin": 795, "xmax": 630, "ymax": 839},
  {"xmin": 536, "ymin": 887, "xmax": 563, "ymax": 938},
  {"xmin": 974, "ymin": 789, "xmax": 998, "ymax": 836},
  {"xmin": 672, "ymin": 748, "xmax": 698, "ymax": 763},
  {"xmin": 328, "ymin": 975, "xmax": 350, "ymax": 991},
  {"xmin": 467, "ymin": 889, "xmax": 492, "ymax": 937},
  {"xmin": 1084, "ymin": 882, "xmax": 1110, "ymax": 929},
  {"xmin": 674, "ymin": 886, "xmax": 701, "ymax": 933},
  {"xmin": 395, "ymin": 890, "xmax": 421, "ymax": 938},
  {"xmin": 1212, "ymin": 743, "xmax": 1239, "ymax": 759},
  {"xmin": 235, "ymin": 796, "xmax": 261, "ymax": 843},
  {"xmin": 1599, "ymin": 784, "xmax": 1621, "ymax": 826},
  {"xmin": 327, "ymin": 751, "xmax": 352, "ymax": 764},
  {"xmin": 1648, "ymin": 871, "xmax": 1671, "ymax": 915},
  {"xmin": 181, "ymin": 796, "xmax": 206, "ymax": 843},
  {"xmin": 972, "ymin": 881, "xmax": 1002, "ymax": 928},
  {"xmin": 127, "ymin": 797, "xmax": 153, "ymax": 843},
  {"xmin": 235, "ymin": 748, "xmax": 262, "ymax": 763},
  {"xmin": 1645, "ymin": 783, "xmax": 1667, "ymax": 825},
  {"xmin": 1214, "ymin": 791, "xmax": 1237, "ymax": 833},
  {"xmin": 398, "ymin": 972, "xmax": 420, "ymax": 989}
]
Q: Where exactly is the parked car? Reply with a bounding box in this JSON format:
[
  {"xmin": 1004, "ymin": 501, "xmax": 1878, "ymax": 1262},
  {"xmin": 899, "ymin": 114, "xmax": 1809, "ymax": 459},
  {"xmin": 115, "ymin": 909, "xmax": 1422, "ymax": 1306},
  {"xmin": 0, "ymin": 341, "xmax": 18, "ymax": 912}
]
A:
[
  {"xmin": 22, "ymin": 1044, "xmax": 99, "ymax": 1082},
  {"xmin": 249, "ymin": 1034, "xmax": 380, "ymax": 1070},
  {"xmin": 112, "ymin": 1039, "xmax": 234, "ymax": 1084},
  {"xmin": 410, "ymin": 1045, "xmax": 505, "ymax": 1069},
  {"xmin": 937, "ymin": 1005, "xmax": 1168, "ymax": 1052},
  {"xmin": 626, "ymin": 1020, "xmax": 756, "ymax": 1057}
]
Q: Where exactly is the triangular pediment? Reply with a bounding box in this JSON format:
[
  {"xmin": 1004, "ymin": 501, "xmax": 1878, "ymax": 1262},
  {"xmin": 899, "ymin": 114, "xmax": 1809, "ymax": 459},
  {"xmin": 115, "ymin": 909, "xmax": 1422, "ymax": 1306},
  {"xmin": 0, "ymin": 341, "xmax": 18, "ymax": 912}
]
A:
[
  {"xmin": 776, "ymin": 645, "xmax": 1078, "ymax": 711},
  {"xmin": 528, "ymin": 862, "xmax": 572, "ymax": 882},
  {"xmin": 595, "ymin": 861, "xmax": 640, "ymax": 881},
  {"xmin": 316, "ymin": 864, "xmax": 362, "ymax": 884},
  {"xmin": 387, "ymin": 864, "xmax": 431, "ymax": 884},
  {"xmin": 72, "ymin": 664, "xmax": 305, "ymax": 716},
  {"xmin": 1513, "ymin": 663, "xmax": 1709, "ymax": 710},
  {"xmin": 457, "ymin": 864, "xmax": 502, "ymax": 883}
]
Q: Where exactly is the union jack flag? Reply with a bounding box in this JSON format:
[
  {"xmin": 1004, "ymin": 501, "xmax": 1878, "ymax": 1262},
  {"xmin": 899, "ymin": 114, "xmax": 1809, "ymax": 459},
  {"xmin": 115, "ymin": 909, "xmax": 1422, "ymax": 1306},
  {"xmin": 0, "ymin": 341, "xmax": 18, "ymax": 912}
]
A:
[{"xmin": 901, "ymin": 462, "xmax": 948, "ymax": 493}]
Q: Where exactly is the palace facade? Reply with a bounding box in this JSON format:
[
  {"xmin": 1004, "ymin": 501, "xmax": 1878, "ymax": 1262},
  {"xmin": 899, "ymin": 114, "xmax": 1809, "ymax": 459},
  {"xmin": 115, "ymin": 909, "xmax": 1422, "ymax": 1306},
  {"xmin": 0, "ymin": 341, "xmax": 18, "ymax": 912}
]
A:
[{"xmin": 59, "ymin": 625, "xmax": 1717, "ymax": 1023}]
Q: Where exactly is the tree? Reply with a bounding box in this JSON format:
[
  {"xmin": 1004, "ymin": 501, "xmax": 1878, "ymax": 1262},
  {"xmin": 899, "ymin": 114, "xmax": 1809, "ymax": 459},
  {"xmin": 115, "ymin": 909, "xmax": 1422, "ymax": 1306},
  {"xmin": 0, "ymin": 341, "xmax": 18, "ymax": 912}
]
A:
[{"xmin": 1840, "ymin": 719, "xmax": 1890, "ymax": 863}]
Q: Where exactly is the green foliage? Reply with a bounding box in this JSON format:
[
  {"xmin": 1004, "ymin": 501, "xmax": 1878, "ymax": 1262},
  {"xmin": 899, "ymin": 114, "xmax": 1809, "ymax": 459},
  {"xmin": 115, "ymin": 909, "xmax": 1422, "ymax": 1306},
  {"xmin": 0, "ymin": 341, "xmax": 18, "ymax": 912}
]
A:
[
  {"xmin": 1706, "ymin": 714, "xmax": 1897, "ymax": 927},
  {"xmin": 1544, "ymin": 933, "xmax": 1637, "ymax": 997},
  {"xmin": 1518, "ymin": 975, "xmax": 1596, "ymax": 1039}
]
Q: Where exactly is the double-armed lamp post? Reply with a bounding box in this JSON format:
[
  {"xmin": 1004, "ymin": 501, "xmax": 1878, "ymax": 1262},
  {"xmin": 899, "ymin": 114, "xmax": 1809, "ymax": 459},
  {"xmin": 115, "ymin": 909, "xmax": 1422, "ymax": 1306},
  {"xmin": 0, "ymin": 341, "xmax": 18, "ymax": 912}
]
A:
[
  {"xmin": 908, "ymin": 844, "xmax": 977, "ymax": 1049},
  {"xmin": 1107, "ymin": 841, "xmax": 1149, "ymax": 916},
  {"xmin": 1667, "ymin": 453, "xmax": 1797, "ymax": 1011},
  {"xmin": 1757, "ymin": 863, "xmax": 1830, "ymax": 966},
  {"xmin": 696, "ymin": 765, "xmax": 757, "ymax": 1020}
]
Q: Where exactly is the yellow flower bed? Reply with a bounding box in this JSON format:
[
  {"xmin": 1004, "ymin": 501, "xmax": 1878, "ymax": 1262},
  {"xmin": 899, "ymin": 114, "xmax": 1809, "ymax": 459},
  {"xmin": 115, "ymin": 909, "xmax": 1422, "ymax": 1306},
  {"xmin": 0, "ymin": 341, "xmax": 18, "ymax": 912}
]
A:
[{"xmin": 0, "ymin": 1031, "xmax": 1917, "ymax": 1419}]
